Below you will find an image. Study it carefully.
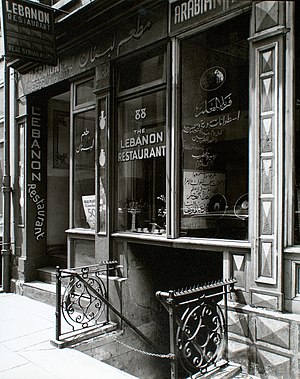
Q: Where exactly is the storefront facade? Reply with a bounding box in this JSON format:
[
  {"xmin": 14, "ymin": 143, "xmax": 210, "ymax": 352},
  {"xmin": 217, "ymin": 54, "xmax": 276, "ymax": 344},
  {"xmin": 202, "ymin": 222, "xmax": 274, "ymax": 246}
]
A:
[{"xmin": 9, "ymin": 0, "xmax": 300, "ymax": 377}]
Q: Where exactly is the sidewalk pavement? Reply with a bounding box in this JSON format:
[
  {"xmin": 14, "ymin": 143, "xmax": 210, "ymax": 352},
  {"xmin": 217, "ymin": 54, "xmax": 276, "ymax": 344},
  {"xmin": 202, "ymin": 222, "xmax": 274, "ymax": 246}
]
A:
[{"xmin": 0, "ymin": 292, "xmax": 138, "ymax": 379}]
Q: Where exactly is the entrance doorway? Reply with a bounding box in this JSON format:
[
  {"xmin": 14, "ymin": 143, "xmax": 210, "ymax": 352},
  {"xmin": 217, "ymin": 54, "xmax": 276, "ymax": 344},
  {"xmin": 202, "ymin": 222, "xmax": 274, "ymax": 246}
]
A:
[{"xmin": 46, "ymin": 89, "xmax": 70, "ymax": 268}]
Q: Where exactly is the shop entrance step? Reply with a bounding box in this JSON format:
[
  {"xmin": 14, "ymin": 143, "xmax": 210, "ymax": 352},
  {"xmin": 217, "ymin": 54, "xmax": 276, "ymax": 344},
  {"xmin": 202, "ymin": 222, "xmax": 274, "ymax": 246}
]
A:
[
  {"xmin": 22, "ymin": 280, "xmax": 57, "ymax": 307},
  {"xmin": 37, "ymin": 266, "xmax": 57, "ymax": 284}
]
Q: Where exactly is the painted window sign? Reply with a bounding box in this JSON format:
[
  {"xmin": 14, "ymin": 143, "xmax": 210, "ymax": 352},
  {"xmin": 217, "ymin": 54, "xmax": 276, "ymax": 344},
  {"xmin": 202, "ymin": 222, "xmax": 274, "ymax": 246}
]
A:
[
  {"xmin": 73, "ymin": 107, "xmax": 96, "ymax": 229},
  {"xmin": 183, "ymin": 171, "xmax": 226, "ymax": 216},
  {"xmin": 118, "ymin": 129, "xmax": 165, "ymax": 162},
  {"xmin": 118, "ymin": 103, "xmax": 166, "ymax": 163}
]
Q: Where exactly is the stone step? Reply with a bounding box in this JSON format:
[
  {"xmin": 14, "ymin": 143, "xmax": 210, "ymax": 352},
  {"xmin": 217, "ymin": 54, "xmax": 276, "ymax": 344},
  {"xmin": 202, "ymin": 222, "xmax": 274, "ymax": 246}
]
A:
[
  {"xmin": 37, "ymin": 266, "xmax": 58, "ymax": 284},
  {"xmin": 22, "ymin": 280, "xmax": 58, "ymax": 307}
]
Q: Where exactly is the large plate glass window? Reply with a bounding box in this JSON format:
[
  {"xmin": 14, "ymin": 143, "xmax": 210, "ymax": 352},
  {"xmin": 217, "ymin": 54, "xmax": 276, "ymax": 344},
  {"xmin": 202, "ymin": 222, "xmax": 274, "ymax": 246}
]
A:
[
  {"xmin": 116, "ymin": 50, "xmax": 166, "ymax": 234},
  {"xmin": 180, "ymin": 13, "xmax": 250, "ymax": 240}
]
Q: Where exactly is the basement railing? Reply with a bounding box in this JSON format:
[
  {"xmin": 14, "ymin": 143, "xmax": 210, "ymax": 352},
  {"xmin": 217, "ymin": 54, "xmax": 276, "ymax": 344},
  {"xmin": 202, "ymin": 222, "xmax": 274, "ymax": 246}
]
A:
[
  {"xmin": 156, "ymin": 279, "xmax": 237, "ymax": 379},
  {"xmin": 52, "ymin": 261, "xmax": 157, "ymax": 349}
]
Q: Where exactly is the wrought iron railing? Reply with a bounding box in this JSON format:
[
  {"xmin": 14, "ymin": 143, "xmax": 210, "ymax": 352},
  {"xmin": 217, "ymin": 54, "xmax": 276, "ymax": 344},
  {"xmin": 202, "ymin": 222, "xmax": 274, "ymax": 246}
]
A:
[
  {"xmin": 53, "ymin": 261, "xmax": 118, "ymax": 347},
  {"xmin": 53, "ymin": 261, "xmax": 156, "ymax": 350},
  {"xmin": 156, "ymin": 279, "xmax": 237, "ymax": 379}
]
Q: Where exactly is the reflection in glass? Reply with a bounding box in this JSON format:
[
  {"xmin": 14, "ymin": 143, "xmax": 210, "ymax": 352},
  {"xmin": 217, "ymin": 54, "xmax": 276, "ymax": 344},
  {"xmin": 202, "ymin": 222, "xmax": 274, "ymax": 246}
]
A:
[
  {"xmin": 180, "ymin": 14, "xmax": 250, "ymax": 240},
  {"xmin": 118, "ymin": 52, "xmax": 165, "ymax": 93},
  {"xmin": 117, "ymin": 91, "xmax": 166, "ymax": 234},
  {"xmin": 75, "ymin": 79, "xmax": 94, "ymax": 106}
]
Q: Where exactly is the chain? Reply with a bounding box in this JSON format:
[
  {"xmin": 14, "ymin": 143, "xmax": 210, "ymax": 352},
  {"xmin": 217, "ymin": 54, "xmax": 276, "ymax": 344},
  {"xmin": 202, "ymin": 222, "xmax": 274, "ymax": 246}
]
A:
[{"xmin": 102, "ymin": 331, "xmax": 174, "ymax": 360}]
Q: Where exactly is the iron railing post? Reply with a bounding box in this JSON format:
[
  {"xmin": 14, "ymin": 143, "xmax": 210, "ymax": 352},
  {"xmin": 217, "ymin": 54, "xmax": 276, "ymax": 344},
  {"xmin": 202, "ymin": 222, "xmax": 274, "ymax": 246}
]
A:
[
  {"xmin": 106, "ymin": 262, "xmax": 110, "ymax": 323},
  {"xmin": 168, "ymin": 290, "xmax": 178, "ymax": 379},
  {"xmin": 224, "ymin": 283, "xmax": 229, "ymax": 362},
  {"xmin": 55, "ymin": 266, "xmax": 62, "ymax": 341}
]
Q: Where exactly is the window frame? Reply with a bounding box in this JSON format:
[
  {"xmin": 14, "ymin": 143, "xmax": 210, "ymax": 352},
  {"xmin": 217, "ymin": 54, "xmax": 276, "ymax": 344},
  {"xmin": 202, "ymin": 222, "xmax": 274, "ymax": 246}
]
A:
[
  {"xmin": 177, "ymin": 12, "xmax": 250, "ymax": 242},
  {"xmin": 69, "ymin": 76, "xmax": 96, "ymax": 233},
  {"xmin": 114, "ymin": 48, "xmax": 168, "ymax": 235}
]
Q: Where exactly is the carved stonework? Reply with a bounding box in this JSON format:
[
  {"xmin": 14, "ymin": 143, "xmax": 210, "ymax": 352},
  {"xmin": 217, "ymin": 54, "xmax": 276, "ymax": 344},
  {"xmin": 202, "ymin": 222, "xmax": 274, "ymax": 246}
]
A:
[
  {"xmin": 261, "ymin": 117, "xmax": 272, "ymax": 153},
  {"xmin": 255, "ymin": 1, "xmax": 279, "ymax": 33},
  {"xmin": 261, "ymin": 77, "xmax": 273, "ymax": 112},
  {"xmin": 256, "ymin": 43, "xmax": 277, "ymax": 285},
  {"xmin": 228, "ymin": 310, "xmax": 249, "ymax": 338},
  {"xmin": 232, "ymin": 254, "xmax": 246, "ymax": 289},
  {"xmin": 228, "ymin": 340, "xmax": 250, "ymax": 366},
  {"xmin": 259, "ymin": 241, "xmax": 273, "ymax": 278},
  {"xmin": 251, "ymin": 292, "xmax": 278, "ymax": 309},
  {"xmin": 261, "ymin": 158, "xmax": 273, "ymax": 194},
  {"xmin": 260, "ymin": 201, "xmax": 273, "ymax": 236},
  {"xmin": 256, "ymin": 317, "xmax": 290, "ymax": 349},
  {"xmin": 257, "ymin": 350, "xmax": 290, "ymax": 378}
]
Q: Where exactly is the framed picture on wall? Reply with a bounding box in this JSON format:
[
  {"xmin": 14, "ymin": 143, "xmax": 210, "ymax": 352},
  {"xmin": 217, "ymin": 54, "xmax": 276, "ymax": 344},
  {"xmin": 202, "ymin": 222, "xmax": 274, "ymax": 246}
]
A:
[{"xmin": 53, "ymin": 110, "xmax": 70, "ymax": 169}]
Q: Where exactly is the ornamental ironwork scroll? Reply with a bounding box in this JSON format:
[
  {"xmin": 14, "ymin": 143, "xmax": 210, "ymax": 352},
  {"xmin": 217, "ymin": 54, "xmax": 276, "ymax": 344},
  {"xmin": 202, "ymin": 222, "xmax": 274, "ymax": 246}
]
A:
[
  {"xmin": 61, "ymin": 266, "xmax": 107, "ymax": 329},
  {"xmin": 156, "ymin": 279, "xmax": 236, "ymax": 379},
  {"xmin": 54, "ymin": 261, "xmax": 119, "ymax": 346}
]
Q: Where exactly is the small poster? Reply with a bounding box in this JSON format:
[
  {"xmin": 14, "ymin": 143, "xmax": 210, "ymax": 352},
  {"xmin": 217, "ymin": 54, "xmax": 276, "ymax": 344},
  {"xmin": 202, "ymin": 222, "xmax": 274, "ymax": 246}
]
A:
[{"xmin": 82, "ymin": 195, "xmax": 96, "ymax": 229}]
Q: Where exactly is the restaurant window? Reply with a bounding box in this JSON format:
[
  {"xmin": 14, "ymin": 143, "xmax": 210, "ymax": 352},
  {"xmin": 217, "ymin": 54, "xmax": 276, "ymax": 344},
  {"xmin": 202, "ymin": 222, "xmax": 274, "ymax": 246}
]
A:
[
  {"xmin": 180, "ymin": 13, "xmax": 250, "ymax": 240},
  {"xmin": 72, "ymin": 78, "xmax": 96, "ymax": 230},
  {"xmin": 116, "ymin": 51, "xmax": 166, "ymax": 234},
  {"xmin": 294, "ymin": 4, "xmax": 300, "ymax": 244}
]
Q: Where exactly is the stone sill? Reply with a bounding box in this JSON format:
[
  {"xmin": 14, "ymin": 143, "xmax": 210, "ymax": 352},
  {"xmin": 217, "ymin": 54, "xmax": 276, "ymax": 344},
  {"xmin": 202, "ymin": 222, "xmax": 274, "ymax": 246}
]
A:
[{"xmin": 112, "ymin": 232, "xmax": 251, "ymax": 252}]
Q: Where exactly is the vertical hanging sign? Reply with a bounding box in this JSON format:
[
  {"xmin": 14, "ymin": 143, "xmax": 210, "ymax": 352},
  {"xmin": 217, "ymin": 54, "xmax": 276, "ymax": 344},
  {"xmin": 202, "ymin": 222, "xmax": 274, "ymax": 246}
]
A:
[
  {"xmin": 27, "ymin": 99, "xmax": 47, "ymax": 253},
  {"xmin": 1, "ymin": 0, "xmax": 56, "ymax": 65}
]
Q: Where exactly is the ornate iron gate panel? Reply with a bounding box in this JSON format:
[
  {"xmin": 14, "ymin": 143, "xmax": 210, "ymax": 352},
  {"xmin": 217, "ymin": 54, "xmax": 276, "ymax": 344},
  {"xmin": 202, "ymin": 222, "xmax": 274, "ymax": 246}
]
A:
[
  {"xmin": 54, "ymin": 261, "xmax": 119, "ymax": 346},
  {"xmin": 156, "ymin": 279, "xmax": 236, "ymax": 379}
]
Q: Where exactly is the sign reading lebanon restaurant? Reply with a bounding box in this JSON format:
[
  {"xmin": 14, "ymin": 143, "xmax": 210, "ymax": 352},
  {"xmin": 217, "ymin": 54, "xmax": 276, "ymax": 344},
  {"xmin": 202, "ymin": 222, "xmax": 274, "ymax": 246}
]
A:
[
  {"xmin": 1, "ymin": 0, "xmax": 56, "ymax": 65},
  {"xmin": 169, "ymin": 0, "xmax": 251, "ymax": 33}
]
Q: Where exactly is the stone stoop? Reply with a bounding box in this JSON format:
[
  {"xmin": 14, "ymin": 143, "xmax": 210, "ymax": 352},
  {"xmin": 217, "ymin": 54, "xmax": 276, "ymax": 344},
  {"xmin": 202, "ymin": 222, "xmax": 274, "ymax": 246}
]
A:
[
  {"xmin": 22, "ymin": 280, "xmax": 58, "ymax": 307},
  {"xmin": 20, "ymin": 266, "xmax": 66, "ymax": 307},
  {"xmin": 37, "ymin": 266, "xmax": 58, "ymax": 284},
  {"xmin": 19, "ymin": 266, "xmax": 64, "ymax": 306}
]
